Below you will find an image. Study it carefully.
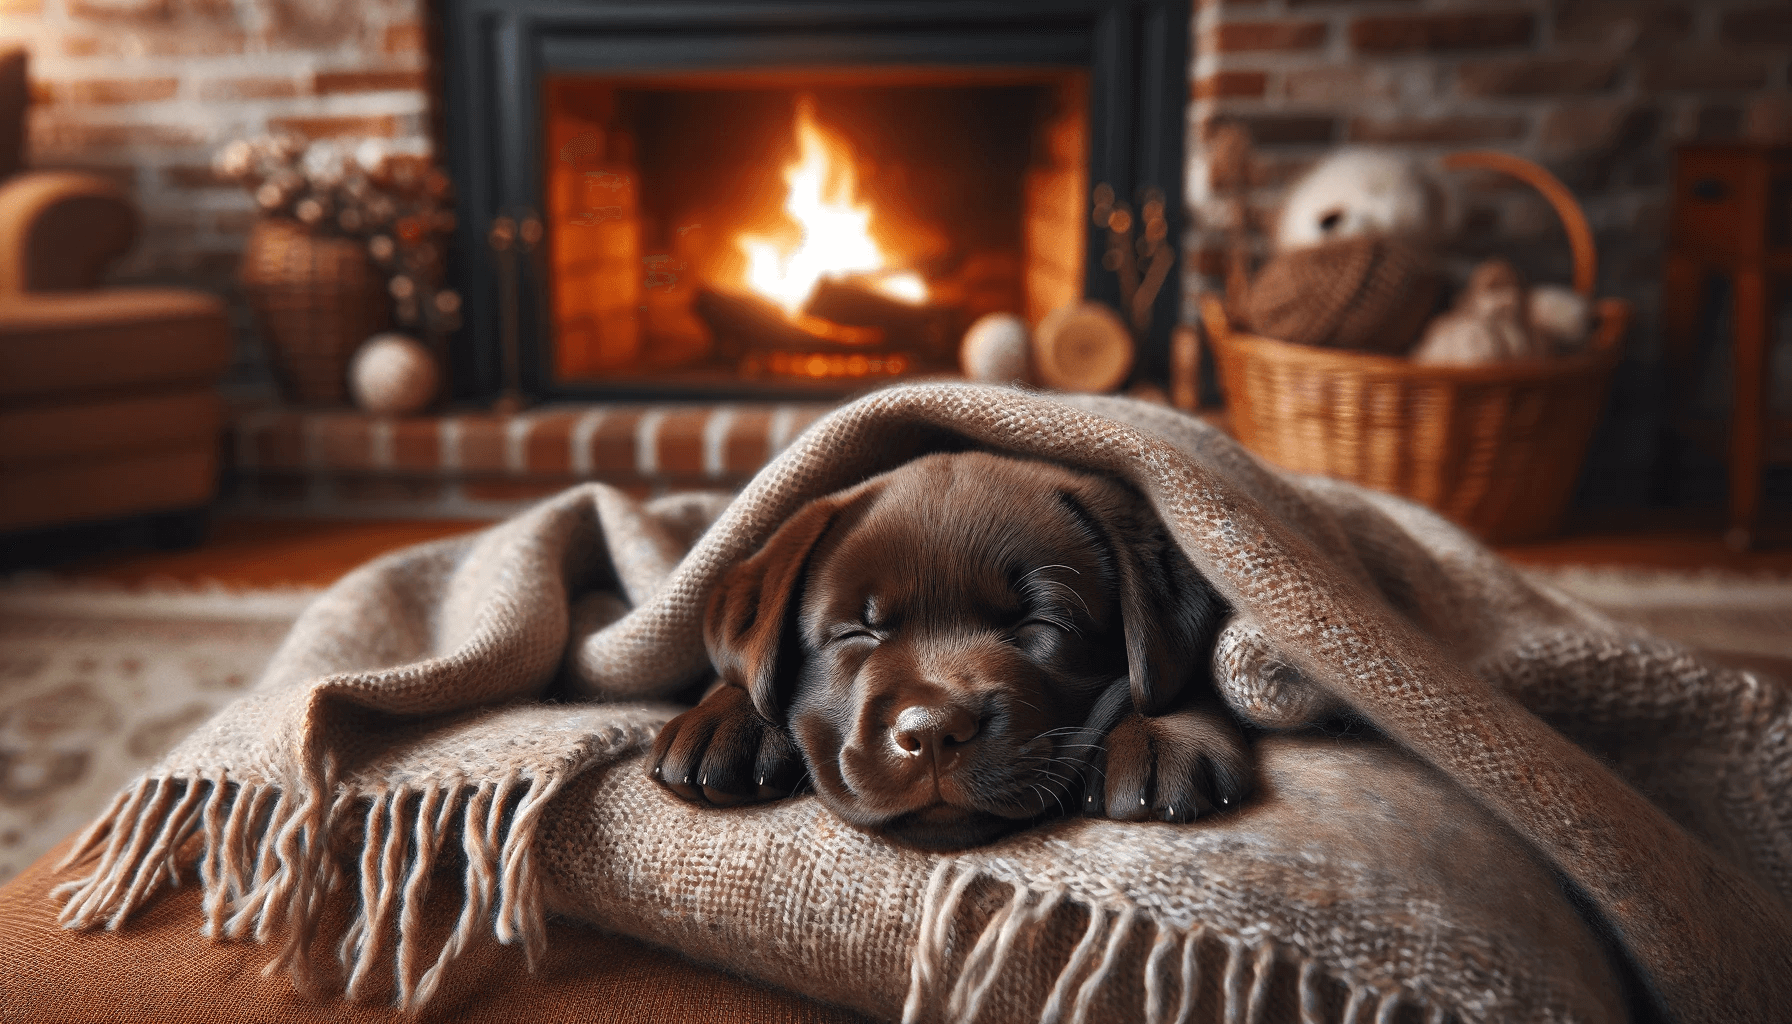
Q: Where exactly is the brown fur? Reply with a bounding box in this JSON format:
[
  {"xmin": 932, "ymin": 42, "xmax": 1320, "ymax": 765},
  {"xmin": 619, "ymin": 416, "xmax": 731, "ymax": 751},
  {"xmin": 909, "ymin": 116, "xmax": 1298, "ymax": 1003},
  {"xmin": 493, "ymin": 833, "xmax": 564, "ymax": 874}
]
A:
[{"xmin": 649, "ymin": 451, "xmax": 1252, "ymax": 849}]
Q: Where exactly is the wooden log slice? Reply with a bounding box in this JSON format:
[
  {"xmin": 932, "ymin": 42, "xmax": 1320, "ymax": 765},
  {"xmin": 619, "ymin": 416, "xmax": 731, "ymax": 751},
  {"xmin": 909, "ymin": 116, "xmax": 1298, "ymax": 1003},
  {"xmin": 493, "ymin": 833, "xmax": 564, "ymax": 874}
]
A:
[{"xmin": 1032, "ymin": 301, "xmax": 1134, "ymax": 393}]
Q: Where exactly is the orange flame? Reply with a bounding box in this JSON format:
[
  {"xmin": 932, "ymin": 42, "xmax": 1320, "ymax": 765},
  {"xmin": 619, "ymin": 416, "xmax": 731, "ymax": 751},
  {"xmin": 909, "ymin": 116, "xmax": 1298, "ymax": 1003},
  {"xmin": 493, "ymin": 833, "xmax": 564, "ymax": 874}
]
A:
[{"xmin": 738, "ymin": 96, "xmax": 926, "ymax": 315}]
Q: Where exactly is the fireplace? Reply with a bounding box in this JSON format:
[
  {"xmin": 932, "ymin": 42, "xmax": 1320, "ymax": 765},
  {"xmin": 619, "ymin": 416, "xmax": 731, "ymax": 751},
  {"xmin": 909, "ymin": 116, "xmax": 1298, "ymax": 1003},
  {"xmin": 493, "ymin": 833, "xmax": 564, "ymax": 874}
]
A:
[{"xmin": 439, "ymin": 0, "xmax": 1191, "ymax": 401}]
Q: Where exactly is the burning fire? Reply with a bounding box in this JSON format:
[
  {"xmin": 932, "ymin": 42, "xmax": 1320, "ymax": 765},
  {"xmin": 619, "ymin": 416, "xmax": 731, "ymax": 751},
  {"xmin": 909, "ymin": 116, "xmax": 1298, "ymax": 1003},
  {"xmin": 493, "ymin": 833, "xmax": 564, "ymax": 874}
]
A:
[{"xmin": 738, "ymin": 96, "xmax": 927, "ymax": 315}]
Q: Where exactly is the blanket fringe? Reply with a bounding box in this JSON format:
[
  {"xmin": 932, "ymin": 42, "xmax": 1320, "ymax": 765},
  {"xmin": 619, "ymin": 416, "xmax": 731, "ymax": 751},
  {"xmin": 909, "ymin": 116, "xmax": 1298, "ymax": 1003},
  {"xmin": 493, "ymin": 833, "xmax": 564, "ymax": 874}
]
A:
[
  {"xmin": 52, "ymin": 768, "xmax": 567, "ymax": 1011},
  {"xmin": 902, "ymin": 861, "xmax": 1459, "ymax": 1024}
]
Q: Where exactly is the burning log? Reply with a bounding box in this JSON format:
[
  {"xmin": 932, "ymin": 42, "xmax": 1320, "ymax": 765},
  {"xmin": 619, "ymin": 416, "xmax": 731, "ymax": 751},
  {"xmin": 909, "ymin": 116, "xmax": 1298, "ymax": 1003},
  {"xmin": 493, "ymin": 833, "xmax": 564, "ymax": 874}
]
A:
[
  {"xmin": 803, "ymin": 278, "xmax": 957, "ymax": 360},
  {"xmin": 695, "ymin": 287, "xmax": 884, "ymax": 361}
]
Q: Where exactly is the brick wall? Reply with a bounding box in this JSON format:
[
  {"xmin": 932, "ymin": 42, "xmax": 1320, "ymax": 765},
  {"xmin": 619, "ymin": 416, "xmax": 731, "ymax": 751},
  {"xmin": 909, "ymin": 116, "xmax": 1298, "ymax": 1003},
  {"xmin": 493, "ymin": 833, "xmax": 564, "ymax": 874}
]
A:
[
  {"xmin": 5, "ymin": 1, "xmax": 1788, "ymax": 503},
  {"xmin": 1182, "ymin": 0, "xmax": 1792, "ymax": 503},
  {"xmin": 1, "ymin": 0, "xmax": 431, "ymax": 388}
]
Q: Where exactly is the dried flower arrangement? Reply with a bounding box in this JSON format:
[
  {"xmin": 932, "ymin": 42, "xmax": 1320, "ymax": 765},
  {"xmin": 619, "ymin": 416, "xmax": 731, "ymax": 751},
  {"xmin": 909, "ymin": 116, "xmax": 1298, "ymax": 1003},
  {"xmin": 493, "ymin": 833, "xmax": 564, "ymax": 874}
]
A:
[{"xmin": 214, "ymin": 135, "xmax": 463, "ymax": 338}]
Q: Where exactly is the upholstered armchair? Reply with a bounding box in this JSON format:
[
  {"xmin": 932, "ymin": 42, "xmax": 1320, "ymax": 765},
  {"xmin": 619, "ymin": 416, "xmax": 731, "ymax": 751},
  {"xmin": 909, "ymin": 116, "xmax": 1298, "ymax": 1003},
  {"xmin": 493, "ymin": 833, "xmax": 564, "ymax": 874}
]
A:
[{"xmin": 0, "ymin": 47, "xmax": 232, "ymax": 537}]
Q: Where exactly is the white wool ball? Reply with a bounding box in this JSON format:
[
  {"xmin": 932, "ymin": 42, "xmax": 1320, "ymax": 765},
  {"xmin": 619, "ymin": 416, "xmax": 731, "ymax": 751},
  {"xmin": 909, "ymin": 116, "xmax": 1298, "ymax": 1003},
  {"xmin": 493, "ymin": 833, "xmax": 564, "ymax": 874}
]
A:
[
  {"xmin": 960, "ymin": 313, "xmax": 1032, "ymax": 384},
  {"xmin": 350, "ymin": 333, "xmax": 439, "ymax": 416},
  {"xmin": 1528, "ymin": 285, "xmax": 1594, "ymax": 352},
  {"xmin": 1274, "ymin": 149, "xmax": 1454, "ymax": 252}
]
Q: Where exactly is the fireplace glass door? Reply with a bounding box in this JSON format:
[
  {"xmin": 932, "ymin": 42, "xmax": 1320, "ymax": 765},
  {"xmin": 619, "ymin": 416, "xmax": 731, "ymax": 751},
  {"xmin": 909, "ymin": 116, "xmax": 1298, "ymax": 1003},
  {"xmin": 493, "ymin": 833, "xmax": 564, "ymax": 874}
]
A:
[{"xmin": 541, "ymin": 71, "xmax": 1088, "ymax": 389}]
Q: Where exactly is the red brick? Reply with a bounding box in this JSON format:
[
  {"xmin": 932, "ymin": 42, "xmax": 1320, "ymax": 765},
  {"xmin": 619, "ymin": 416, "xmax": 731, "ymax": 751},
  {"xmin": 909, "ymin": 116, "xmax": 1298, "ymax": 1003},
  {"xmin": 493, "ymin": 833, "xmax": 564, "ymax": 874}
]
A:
[
  {"xmin": 311, "ymin": 413, "xmax": 376, "ymax": 471},
  {"xmin": 41, "ymin": 77, "xmax": 179, "ymax": 105},
  {"xmin": 384, "ymin": 22, "xmax": 425, "ymax": 54},
  {"xmin": 1193, "ymin": 71, "xmax": 1269, "ymax": 101},
  {"xmin": 1283, "ymin": 66, "xmax": 1394, "ymax": 104},
  {"xmin": 162, "ymin": 164, "xmax": 230, "ymax": 189},
  {"xmin": 1538, "ymin": 102, "xmax": 1657, "ymax": 158},
  {"xmin": 461, "ymin": 478, "xmax": 567, "ymax": 502},
  {"xmin": 586, "ymin": 410, "xmax": 644, "ymax": 475},
  {"xmin": 1350, "ymin": 12, "xmax": 1533, "ymax": 53},
  {"xmin": 60, "ymin": 30, "xmax": 245, "ymax": 57},
  {"xmin": 1208, "ymin": 113, "xmax": 1339, "ymax": 147},
  {"xmin": 723, "ymin": 408, "xmax": 773, "ymax": 477},
  {"xmin": 29, "ymin": 120, "xmax": 204, "ymax": 153},
  {"xmin": 654, "ymin": 409, "xmax": 709, "ymax": 477},
  {"xmin": 1455, "ymin": 57, "xmax": 1620, "ymax": 97},
  {"xmin": 391, "ymin": 418, "xmax": 440, "ymax": 470},
  {"xmin": 1555, "ymin": 3, "xmax": 1691, "ymax": 49},
  {"xmin": 334, "ymin": 475, "xmax": 448, "ymax": 503},
  {"xmin": 452, "ymin": 415, "xmax": 506, "ymax": 473},
  {"xmin": 522, "ymin": 412, "xmax": 581, "ymax": 475},
  {"xmin": 14, "ymin": 161, "xmax": 134, "ymax": 189},
  {"xmin": 1722, "ymin": 7, "xmax": 1792, "ymax": 46},
  {"xmin": 198, "ymin": 76, "xmax": 304, "ymax": 101},
  {"xmin": 1210, "ymin": 20, "xmax": 1327, "ymax": 52},
  {"xmin": 1351, "ymin": 114, "xmax": 1528, "ymax": 144},
  {"xmin": 1246, "ymin": 153, "xmax": 1320, "ymax": 189},
  {"xmin": 67, "ymin": 0, "xmax": 168, "ymax": 20},
  {"xmin": 314, "ymin": 70, "xmax": 426, "ymax": 95},
  {"xmin": 266, "ymin": 114, "xmax": 401, "ymax": 140},
  {"xmin": 1643, "ymin": 53, "xmax": 1771, "ymax": 92}
]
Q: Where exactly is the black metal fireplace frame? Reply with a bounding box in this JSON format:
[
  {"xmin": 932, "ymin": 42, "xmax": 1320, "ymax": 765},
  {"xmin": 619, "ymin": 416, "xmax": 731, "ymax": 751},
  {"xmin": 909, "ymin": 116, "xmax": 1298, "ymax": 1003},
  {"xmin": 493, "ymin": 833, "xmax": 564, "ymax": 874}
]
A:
[{"xmin": 438, "ymin": 0, "xmax": 1191, "ymax": 401}]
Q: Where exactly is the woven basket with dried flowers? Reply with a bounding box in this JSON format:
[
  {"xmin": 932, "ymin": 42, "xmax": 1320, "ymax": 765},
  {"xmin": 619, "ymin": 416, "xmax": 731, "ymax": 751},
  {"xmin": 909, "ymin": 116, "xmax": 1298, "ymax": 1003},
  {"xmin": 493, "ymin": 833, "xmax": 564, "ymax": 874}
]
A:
[{"xmin": 216, "ymin": 136, "xmax": 461, "ymax": 406}]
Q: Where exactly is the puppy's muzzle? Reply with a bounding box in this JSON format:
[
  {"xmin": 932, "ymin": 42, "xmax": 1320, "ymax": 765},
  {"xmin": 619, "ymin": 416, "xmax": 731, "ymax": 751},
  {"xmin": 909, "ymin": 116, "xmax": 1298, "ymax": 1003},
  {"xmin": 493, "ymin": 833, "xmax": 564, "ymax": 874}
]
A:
[{"xmin": 890, "ymin": 703, "xmax": 982, "ymax": 765}]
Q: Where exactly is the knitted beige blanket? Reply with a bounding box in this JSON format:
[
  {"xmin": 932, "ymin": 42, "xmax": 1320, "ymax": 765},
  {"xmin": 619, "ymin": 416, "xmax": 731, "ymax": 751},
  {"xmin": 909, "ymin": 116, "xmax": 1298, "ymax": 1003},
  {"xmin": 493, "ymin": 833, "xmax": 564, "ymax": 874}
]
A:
[{"xmin": 55, "ymin": 385, "xmax": 1791, "ymax": 1023}]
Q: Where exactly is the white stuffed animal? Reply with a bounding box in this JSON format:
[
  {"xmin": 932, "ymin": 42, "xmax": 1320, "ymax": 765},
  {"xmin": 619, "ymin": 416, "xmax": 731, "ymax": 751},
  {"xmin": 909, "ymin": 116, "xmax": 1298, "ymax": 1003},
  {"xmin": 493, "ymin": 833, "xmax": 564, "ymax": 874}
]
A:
[
  {"xmin": 1527, "ymin": 284, "xmax": 1595, "ymax": 352},
  {"xmin": 1274, "ymin": 149, "xmax": 1454, "ymax": 252},
  {"xmin": 1411, "ymin": 259, "xmax": 1551, "ymax": 365}
]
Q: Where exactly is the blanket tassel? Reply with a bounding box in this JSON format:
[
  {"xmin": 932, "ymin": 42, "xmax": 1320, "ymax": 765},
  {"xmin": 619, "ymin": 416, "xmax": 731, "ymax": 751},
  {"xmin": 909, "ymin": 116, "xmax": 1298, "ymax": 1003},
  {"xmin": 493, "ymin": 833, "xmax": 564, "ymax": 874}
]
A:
[
  {"xmin": 900, "ymin": 862, "xmax": 1455, "ymax": 1024},
  {"xmin": 52, "ymin": 767, "xmax": 565, "ymax": 1012}
]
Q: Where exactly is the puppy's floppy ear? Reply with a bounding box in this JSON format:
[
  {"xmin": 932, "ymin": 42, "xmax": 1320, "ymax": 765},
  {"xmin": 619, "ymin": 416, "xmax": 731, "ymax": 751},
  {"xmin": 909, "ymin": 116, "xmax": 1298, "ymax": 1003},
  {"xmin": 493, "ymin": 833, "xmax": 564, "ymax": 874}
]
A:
[
  {"xmin": 704, "ymin": 481, "xmax": 882, "ymax": 723},
  {"xmin": 1061, "ymin": 481, "xmax": 1229, "ymax": 715}
]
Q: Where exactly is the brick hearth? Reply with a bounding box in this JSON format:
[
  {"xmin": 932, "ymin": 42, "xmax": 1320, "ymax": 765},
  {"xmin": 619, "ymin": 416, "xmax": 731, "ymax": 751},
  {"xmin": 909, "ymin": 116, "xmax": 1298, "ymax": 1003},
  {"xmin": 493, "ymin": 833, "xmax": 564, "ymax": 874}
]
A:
[{"xmin": 228, "ymin": 402, "xmax": 835, "ymax": 517}]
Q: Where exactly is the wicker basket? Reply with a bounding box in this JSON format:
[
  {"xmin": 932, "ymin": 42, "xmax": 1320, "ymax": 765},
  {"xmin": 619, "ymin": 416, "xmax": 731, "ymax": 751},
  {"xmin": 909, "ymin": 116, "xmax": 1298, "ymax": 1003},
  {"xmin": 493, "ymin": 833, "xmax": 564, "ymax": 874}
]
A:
[
  {"xmin": 1206, "ymin": 150, "xmax": 1632, "ymax": 544},
  {"xmin": 240, "ymin": 218, "xmax": 391, "ymax": 406}
]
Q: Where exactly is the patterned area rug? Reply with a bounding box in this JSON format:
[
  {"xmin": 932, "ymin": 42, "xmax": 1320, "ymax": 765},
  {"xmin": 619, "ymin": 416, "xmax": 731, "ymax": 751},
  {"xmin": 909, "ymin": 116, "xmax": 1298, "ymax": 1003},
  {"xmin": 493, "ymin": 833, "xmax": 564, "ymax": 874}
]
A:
[
  {"xmin": 0, "ymin": 583, "xmax": 318, "ymax": 884},
  {"xmin": 1, "ymin": 569, "xmax": 1787, "ymax": 886}
]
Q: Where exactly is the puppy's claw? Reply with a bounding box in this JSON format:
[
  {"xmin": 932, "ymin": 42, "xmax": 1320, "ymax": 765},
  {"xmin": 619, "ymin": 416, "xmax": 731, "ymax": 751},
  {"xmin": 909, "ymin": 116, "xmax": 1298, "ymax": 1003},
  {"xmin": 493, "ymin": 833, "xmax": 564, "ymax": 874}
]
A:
[
  {"xmin": 1091, "ymin": 707, "xmax": 1251, "ymax": 825},
  {"xmin": 650, "ymin": 682, "xmax": 803, "ymax": 808}
]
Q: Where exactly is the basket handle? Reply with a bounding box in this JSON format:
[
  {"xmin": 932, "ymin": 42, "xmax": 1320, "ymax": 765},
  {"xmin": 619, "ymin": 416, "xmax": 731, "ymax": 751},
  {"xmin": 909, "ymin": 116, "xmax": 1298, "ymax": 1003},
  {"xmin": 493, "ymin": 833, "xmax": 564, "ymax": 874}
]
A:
[{"xmin": 1442, "ymin": 150, "xmax": 1597, "ymax": 297}]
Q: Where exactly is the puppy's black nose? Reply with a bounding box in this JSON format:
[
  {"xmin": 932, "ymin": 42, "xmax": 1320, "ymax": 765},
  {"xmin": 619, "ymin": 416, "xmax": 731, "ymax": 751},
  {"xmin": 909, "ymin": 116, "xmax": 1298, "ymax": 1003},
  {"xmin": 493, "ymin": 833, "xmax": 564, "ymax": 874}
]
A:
[{"xmin": 891, "ymin": 704, "xmax": 981, "ymax": 758}]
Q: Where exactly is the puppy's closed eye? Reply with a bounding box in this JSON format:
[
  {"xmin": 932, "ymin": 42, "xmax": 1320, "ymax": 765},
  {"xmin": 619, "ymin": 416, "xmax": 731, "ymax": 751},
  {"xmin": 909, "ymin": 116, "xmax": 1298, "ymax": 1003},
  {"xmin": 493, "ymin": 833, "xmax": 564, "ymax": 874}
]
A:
[{"xmin": 650, "ymin": 451, "xmax": 1251, "ymax": 849}]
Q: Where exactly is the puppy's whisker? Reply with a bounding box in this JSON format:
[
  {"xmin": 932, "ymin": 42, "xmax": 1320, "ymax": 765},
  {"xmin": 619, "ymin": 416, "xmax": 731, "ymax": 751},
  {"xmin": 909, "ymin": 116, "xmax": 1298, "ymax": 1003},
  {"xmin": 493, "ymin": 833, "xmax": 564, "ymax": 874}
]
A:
[{"xmin": 1058, "ymin": 755, "xmax": 1108, "ymax": 786}]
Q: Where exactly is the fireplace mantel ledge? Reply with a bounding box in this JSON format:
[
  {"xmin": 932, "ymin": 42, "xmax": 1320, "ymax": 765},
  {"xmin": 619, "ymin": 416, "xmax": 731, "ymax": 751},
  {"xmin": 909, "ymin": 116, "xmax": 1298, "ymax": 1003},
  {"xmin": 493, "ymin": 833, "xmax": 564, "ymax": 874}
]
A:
[{"xmin": 226, "ymin": 401, "xmax": 837, "ymax": 514}]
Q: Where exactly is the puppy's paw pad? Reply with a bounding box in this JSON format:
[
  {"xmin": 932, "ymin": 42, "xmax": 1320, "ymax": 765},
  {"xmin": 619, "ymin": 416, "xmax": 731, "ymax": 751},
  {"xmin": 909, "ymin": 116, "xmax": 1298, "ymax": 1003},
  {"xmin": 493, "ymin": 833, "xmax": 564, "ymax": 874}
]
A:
[
  {"xmin": 649, "ymin": 685, "xmax": 802, "ymax": 807},
  {"xmin": 1089, "ymin": 709, "xmax": 1251, "ymax": 823}
]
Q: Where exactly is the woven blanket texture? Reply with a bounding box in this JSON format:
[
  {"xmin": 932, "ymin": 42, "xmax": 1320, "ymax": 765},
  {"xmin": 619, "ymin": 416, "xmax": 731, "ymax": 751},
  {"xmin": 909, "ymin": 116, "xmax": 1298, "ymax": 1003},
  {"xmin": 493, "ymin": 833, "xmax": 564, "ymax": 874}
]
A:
[{"xmin": 50, "ymin": 384, "xmax": 1792, "ymax": 1023}]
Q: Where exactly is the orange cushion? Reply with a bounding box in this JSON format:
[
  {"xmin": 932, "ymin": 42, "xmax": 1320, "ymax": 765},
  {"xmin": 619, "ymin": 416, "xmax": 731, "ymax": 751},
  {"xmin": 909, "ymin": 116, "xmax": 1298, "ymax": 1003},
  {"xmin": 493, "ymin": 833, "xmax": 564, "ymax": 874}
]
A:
[
  {"xmin": 0, "ymin": 445, "xmax": 218, "ymax": 532},
  {"xmin": 0, "ymin": 289, "xmax": 230, "ymax": 402},
  {"xmin": 0, "ymin": 837, "xmax": 872, "ymax": 1023},
  {"xmin": 0, "ymin": 387, "xmax": 222, "ymax": 468}
]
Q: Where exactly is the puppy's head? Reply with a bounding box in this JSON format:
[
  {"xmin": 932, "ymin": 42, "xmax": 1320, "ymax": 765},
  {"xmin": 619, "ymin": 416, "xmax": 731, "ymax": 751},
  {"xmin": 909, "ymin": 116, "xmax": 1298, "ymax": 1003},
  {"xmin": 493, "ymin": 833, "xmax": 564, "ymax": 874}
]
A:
[{"xmin": 705, "ymin": 451, "xmax": 1226, "ymax": 849}]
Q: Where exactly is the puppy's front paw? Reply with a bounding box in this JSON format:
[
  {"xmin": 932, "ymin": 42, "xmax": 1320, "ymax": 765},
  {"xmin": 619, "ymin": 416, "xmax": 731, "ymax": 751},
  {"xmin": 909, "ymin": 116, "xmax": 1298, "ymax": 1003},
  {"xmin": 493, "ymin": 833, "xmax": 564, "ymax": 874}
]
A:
[
  {"xmin": 649, "ymin": 683, "xmax": 804, "ymax": 807},
  {"xmin": 1087, "ymin": 708, "xmax": 1252, "ymax": 823}
]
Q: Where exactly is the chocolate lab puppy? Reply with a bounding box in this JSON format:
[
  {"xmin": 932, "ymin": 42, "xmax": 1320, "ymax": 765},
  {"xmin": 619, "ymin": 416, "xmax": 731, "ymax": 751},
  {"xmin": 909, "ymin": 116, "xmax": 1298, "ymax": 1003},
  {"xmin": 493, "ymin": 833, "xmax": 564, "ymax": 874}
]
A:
[{"xmin": 649, "ymin": 451, "xmax": 1251, "ymax": 850}]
